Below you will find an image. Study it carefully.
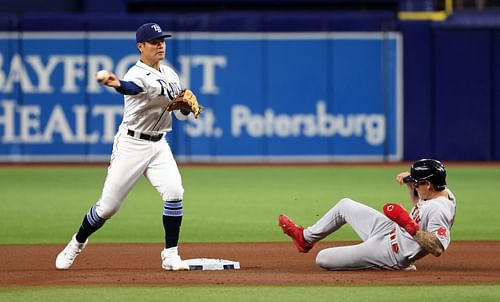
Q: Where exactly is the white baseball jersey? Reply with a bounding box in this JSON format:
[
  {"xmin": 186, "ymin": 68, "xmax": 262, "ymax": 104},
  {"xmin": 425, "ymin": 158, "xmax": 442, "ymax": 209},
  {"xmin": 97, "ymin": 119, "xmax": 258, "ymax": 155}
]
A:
[
  {"xmin": 121, "ymin": 60, "xmax": 185, "ymax": 134},
  {"xmin": 94, "ymin": 60, "xmax": 188, "ymax": 220}
]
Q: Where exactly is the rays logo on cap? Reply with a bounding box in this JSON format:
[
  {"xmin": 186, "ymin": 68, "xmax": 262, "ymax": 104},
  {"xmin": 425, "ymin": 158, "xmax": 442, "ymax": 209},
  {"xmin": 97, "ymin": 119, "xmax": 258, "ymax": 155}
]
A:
[
  {"xmin": 136, "ymin": 22, "xmax": 172, "ymax": 42},
  {"xmin": 151, "ymin": 24, "xmax": 162, "ymax": 33}
]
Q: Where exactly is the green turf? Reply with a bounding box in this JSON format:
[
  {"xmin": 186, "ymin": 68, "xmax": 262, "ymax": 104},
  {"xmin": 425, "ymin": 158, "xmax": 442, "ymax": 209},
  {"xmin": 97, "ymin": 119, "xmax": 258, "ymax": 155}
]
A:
[
  {"xmin": 1, "ymin": 165, "xmax": 499, "ymax": 299},
  {"xmin": 0, "ymin": 285, "xmax": 499, "ymax": 302},
  {"xmin": 0, "ymin": 165, "xmax": 499, "ymax": 244}
]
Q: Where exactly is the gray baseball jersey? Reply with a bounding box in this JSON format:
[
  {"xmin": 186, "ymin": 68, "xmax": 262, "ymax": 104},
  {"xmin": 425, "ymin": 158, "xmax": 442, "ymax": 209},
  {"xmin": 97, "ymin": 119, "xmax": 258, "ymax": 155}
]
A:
[
  {"xmin": 397, "ymin": 189, "xmax": 456, "ymax": 263},
  {"xmin": 304, "ymin": 189, "xmax": 456, "ymax": 270}
]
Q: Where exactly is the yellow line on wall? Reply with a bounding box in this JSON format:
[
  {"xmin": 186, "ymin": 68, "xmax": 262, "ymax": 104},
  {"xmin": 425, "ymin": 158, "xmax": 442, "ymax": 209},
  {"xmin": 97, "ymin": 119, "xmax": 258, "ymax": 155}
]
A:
[
  {"xmin": 398, "ymin": 11, "xmax": 448, "ymax": 21},
  {"xmin": 399, "ymin": 0, "xmax": 453, "ymax": 21}
]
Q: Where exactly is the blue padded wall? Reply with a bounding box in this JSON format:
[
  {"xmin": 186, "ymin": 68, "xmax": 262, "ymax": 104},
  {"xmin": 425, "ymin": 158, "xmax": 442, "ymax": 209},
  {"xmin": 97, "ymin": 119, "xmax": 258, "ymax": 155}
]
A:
[{"xmin": 433, "ymin": 29, "xmax": 493, "ymax": 160}]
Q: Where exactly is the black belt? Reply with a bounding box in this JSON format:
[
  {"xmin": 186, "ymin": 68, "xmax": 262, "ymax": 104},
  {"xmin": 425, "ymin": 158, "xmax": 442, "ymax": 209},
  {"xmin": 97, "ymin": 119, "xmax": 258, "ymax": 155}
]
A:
[{"xmin": 127, "ymin": 129, "xmax": 163, "ymax": 142}]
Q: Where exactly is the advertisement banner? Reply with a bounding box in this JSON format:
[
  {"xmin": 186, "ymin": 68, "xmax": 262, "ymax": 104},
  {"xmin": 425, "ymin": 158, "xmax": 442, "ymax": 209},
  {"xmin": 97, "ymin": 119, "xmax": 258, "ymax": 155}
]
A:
[{"xmin": 0, "ymin": 32, "xmax": 402, "ymax": 162}]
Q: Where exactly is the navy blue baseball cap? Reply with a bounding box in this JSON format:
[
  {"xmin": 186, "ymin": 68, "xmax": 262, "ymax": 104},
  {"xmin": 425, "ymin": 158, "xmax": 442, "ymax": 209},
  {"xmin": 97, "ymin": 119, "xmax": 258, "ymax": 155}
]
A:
[{"xmin": 136, "ymin": 23, "xmax": 172, "ymax": 43}]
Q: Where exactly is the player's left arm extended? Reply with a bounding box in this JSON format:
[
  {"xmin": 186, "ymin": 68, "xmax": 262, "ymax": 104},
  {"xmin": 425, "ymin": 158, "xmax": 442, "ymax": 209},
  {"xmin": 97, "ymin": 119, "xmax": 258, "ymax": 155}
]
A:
[{"xmin": 413, "ymin": 230, "xmax": 444, "ymax": 257}]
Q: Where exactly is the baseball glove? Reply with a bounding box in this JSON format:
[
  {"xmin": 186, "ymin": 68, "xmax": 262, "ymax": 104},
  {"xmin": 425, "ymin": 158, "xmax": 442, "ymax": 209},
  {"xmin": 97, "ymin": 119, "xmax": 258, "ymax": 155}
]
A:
[{"xmin": 167, "ymin": 89, "xmax": 202, "ymax": 119}]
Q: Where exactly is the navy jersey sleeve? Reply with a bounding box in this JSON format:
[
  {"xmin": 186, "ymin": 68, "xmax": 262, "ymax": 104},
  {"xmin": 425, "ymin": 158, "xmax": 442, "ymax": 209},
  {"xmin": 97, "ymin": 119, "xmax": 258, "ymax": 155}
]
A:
[{"xmin": 115, "ymin": 80, "xmax": 143, "ymax": 95}]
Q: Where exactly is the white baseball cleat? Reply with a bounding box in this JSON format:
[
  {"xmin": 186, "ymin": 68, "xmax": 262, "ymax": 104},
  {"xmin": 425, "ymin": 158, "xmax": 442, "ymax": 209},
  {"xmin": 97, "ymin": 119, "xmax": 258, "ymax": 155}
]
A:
[
  {"xmin": 161, "ymin": 247, "xmax": 190, "ymax": 271},
  {"xmin": 55, "ymin": 234, "xmax": 88, "ymax": 270}
]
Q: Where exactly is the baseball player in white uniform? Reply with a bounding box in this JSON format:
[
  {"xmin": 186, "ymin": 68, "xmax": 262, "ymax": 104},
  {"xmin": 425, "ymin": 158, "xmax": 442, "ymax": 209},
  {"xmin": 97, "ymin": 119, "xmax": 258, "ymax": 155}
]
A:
[
  {"xmin": 56, "ymin": 23, "xmax": 193, "ymax": 271},
  {"xmin": 279, "ymin": 159, "xmax": 456, "ymax": 270}
]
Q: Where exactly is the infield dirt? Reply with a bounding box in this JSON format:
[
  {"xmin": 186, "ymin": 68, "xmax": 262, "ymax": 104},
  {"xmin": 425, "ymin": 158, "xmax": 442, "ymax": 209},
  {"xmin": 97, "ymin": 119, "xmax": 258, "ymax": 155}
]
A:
[{"xmin": 1, "ymin": 241, "xmax": 500, "ymax": 286}]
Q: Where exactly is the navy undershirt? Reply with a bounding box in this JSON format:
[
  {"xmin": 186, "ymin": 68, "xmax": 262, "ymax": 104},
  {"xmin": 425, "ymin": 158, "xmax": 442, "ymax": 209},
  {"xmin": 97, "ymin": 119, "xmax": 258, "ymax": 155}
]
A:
[{"xmin": 115, "ymin": 80, "xmax": 143, "ymax": 95}]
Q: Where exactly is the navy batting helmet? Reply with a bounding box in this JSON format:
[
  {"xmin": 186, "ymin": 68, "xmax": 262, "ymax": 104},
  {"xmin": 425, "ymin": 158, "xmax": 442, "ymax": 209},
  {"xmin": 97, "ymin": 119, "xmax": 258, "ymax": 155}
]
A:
[{"xmin": 403, "ymin": 159, "xmax": 447, "ymax": 191}]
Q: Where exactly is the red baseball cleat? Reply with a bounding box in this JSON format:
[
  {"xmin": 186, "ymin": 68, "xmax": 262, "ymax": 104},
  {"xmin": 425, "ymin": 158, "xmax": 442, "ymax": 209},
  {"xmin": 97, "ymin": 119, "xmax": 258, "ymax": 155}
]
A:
[{"xmin": 278, "ymin": 214, "xmax": 314, "ymax": 253}]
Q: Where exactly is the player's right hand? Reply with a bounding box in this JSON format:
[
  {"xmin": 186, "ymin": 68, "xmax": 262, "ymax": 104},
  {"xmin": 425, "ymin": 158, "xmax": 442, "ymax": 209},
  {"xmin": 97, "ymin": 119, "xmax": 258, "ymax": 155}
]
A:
[
  {"xmin": 396, "ymin": 172, "xmax": 410, "ymax": 185},
  {"xmin": 96, "ymin": 71, "xmax": 120, "ymax": 88}
]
